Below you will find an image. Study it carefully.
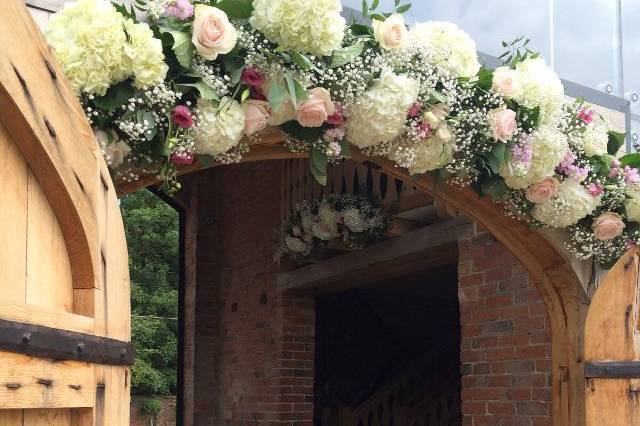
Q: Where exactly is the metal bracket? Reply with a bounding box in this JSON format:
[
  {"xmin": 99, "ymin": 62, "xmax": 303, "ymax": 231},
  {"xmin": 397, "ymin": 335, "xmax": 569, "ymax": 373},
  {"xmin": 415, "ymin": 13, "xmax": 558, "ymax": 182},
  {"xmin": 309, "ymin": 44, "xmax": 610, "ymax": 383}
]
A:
[
  {"xmin": 0, "ymin": 319, "xmax": 134, "ymax": 366},
  {"xmin": 585, "ymin": 361, "xmax": 640, "ymax": 379}
]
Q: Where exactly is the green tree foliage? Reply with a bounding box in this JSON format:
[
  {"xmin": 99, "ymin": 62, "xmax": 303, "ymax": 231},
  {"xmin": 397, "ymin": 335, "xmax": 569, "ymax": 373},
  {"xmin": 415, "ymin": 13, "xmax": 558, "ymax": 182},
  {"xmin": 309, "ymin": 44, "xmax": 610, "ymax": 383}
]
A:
[{"xmin": 121, "ymin": 190, "xmax": 179, "ymax": 396}]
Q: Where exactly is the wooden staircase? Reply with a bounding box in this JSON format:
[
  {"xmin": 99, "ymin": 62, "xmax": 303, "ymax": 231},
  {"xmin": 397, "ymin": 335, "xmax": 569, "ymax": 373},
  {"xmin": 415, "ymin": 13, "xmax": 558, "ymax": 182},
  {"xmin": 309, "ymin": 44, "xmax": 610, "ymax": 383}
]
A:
[{"xmin": 323, "ymin": 338, "xmax": 461, "ymax": 426}]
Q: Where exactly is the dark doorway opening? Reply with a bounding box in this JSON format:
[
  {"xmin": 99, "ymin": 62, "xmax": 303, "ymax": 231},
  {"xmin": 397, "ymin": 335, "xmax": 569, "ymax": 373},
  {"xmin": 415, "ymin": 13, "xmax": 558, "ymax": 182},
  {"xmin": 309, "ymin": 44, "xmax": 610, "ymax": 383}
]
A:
[{"xmin": 314, "ymin": 264, "xmax": 461, "ymax": 426}]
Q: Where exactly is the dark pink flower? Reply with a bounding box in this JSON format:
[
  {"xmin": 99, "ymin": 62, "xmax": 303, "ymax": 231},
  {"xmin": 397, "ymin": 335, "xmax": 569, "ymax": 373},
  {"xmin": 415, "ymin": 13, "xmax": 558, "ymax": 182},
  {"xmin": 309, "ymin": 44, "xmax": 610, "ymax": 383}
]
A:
[
  {"xmin": 577, "ymin": 108, "xmax": 595, "ymax": 124},
  {"xmin": 627, "ymin": 240, "xmax": 637, "ymax": 250},
  {"xmin": 326, "ymin": 102, "xmax": 345, "ymax": 126},
  {"xmin": 171, "ymin": 152, "xmax": 195, "ymax": 166},
  {"xmin": 416, "ymin": 121, "xmax": 432, "ymax": 139},
  {"xmin": 241, "ymin": 68, "xmax": 265, "ymax": 88},
  {"xmin": 250, "ymin": 86, "xmax": 268, "ymax": 101},
  {"xmin": 408, "ymin": 102, "xmax": 422, "ymax": 118},
  {"xmin": 171, "ymin": 105, "xmax": 193, "ymax": 128},
  {"xmin": 586, "ymin": 182, "xmax": 604, "ymax": 196},
  {"xmin": 165, "ymin": 0, "xmax": 194, "ymax": 20}
]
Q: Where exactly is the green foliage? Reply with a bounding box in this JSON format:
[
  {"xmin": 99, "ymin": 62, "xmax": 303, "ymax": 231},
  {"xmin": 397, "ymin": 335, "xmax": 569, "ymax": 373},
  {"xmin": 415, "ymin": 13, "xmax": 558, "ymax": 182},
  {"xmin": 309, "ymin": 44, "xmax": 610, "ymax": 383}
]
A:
[
  {"xmin": 159, "ymin": 28, "xmax": 194, "ymax": 69},
  {"xmin": 142, "ymin": 397, "xmax": 163, "ymax": 416},
  {"xmin": 608, "ymin": 130, "xmax": 626, "ymax": 155},
  {"xmin": 92, "ymin": 80, "xmax": 136, "ymax": 111},
  {"xmin": 121, "ymin": 190, "xmax": 179, "ymax": 396}
]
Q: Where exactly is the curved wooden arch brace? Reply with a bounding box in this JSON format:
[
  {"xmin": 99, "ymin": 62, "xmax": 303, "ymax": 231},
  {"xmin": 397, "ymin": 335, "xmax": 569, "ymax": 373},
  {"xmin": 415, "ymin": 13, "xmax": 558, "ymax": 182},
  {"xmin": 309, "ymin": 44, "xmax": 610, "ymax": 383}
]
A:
[
  {"xmin": 118, "ymin": 136, "xmax": 589, "ymax": 425},
  {"xmin": 0, "ymin": 2, "xmax": 102, "ymax": 290}
]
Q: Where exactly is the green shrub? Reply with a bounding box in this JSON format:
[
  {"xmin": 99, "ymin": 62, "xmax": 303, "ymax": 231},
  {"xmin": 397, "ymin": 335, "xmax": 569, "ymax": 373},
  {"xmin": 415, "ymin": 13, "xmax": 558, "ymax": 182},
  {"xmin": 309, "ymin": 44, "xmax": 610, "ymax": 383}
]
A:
[{"xmin": 142, "ymin": 398, "xmax": 162, "ymax": 416}]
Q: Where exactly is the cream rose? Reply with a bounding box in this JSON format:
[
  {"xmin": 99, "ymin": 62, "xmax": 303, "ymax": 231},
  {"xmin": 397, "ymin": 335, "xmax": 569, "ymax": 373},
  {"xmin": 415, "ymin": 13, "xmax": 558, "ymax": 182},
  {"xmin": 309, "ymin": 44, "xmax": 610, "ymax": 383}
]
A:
[
  {"xmin": 372, "ymin": 14, "xmax": 408, "ymax": 50},
  {"xmin": 492, "ymin": 67, "xmax": 521, "ymax": 98},
  {"xmin": 243, "ymin": 100, "xmax": 270, "ymax": 136},
  {"xmin": 192, "ymin": 5, "xmax": 237, "ymax": 60},
  {"xmin": 296, "ymin": 88, "xmax": 335, "ymax": 128},
  {"xmin": 525, "ymin": 177, "xmax": 560, "ymax": 204},
  {"xmin": 488, "ymin": 107, "xmax": 517, "ymax": 143},
  {"xmin": 592, "ymin": 212, "xmax": 625, "ymax": 241}
]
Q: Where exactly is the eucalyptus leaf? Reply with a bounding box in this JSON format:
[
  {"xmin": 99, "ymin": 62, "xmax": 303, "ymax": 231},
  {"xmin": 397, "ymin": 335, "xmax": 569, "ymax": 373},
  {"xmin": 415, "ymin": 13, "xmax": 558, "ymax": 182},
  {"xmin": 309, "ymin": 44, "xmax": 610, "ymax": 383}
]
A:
[
  {"xmin": 310, "ymin": 147, "xmax": 328, "ymax": 185},
  {"xmin": 158, "ymin": 28, "xmax": 193, "ymax": 68},
  {"xmin": 330, "ymin": 42, "xmax": 365, "ymax": 68},
  {"xmin": 291, "ymin": 51, "xmax": 319, "ymax": 72},
  {"xmin": 396, "ymin": 3, "xmax": 411, "ymax": 13},
  {"xmin": 284, "ymin": 74, "xmax": 298, "ymax": 106},
  {"xmin": 177, "ymin": 81, "xmax": 219, "ymax": 101},
  {"xmin": 267, "ymin": 81, "xmax": 286, "ymax": 110}
]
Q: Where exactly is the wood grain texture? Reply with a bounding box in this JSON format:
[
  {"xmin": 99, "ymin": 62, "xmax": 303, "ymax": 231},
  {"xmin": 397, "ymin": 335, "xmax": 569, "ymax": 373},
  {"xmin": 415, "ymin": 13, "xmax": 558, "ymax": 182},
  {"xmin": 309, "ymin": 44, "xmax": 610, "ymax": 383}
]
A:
[
  {"xmin": 585, "ymin": 248, "xmax": 640, "ymax": 425},
  {"xmin": 0, "ymin": 0, "xmax": 101, "ymax": 290},
  {"xmin": 0, "ymin": 352, "xmax": 92, "ymax": 409}
]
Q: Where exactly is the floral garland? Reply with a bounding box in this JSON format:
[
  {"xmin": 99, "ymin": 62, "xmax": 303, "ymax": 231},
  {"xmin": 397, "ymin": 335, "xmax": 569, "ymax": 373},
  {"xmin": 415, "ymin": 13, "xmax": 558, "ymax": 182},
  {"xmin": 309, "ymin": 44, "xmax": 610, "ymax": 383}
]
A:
[
  {"xmin": 281, "ymin": 193, "xmax": 390, "ymax": 261},
  {"xmin": 46, "ymin": 0, "xmax": 637, "ymax": 267}
]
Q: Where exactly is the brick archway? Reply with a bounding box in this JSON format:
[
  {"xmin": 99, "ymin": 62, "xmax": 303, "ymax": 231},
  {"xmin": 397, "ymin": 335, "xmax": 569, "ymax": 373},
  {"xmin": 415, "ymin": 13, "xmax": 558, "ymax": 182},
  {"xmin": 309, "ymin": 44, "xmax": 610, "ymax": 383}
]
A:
[{"xmin": 119, "ymin": 140, "xmax": 588, "ymax": 426}]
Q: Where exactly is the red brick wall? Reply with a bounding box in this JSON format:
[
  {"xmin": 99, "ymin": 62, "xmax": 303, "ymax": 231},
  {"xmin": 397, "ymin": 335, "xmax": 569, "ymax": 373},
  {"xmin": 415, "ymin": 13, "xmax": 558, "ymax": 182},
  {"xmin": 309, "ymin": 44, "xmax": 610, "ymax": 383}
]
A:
[
  {"xmin": 191, "ymin": 162, "xmax": 315, "ymax": 425},
  {"xmin": 458, "ymin": 227, "xmax": 552, "ymax": 426}
]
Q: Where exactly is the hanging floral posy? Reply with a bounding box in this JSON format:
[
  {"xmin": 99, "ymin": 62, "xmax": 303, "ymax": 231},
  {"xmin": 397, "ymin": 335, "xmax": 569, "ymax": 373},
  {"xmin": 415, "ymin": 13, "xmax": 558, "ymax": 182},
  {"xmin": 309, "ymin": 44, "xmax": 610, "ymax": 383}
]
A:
[{"xmin": 46, "ymin": 0, "xmax": 636, "ymax": 267}]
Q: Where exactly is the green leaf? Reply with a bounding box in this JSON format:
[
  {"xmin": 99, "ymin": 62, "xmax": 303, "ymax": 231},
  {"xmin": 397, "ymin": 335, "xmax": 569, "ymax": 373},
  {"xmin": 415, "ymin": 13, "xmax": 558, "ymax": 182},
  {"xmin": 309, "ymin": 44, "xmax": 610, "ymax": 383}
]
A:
[
  {"xmin": 267, "ymin": 81, "xmax": 286, "ymax": 110},
  {"xmin": 350, "ymin": 23, "xmax": 373, "ymax": 36},
  {"xmin": 214, "ymin": 0, "xmax": 253, "ymax": 19},
  {"xmin": 93, "ymin": 80, "xmax": 135, "ymax": 111},
  {"xmin": 481, "ymin": 178, "xmax": 507, "ymax": 201},
  {"xmin": 284, "ymin": 74, "xmax": 298, "ymax": 106},
  {"xmin": 177, "ymin": 80, "xmax": 219, "ymax": 101},
  {"xmin": 291, "ymin": 51, "xmax": 319, "ymax": 72},
  {"xmin": 607, "ymin": 130, "xmax": 626, "ymax": 155},
  {"xmin": 477, "ymin": 67, "xmax": 494, "ymax": 91},
  {"xmin": 620, "ymin": 153, "xmax": 640, "ymax": 168},
  {"xmin": 396, "ymin": 3, "xmax": 411, "ymax": 13},
  {"xmin": 371, "ymin": 13, "xmax": 385, "ymax": 21},
  {"xmin": 486, "ymin": 143, "xmax": 507, "ymax": 174},
  {"xmin": 362, "ymin": 0, "xmax": 369, "ymax": 18},
  {"xmin": 137, "ymin": 110, "xmax": 157, "ymax": 142},
  {"xmin": 310, "ymin": 147, "xmax": 328, "ymax": 185},
  {"xmin": 339, "ymin": 139, "xmax": 351, "ymax": 157},
  {"xmin": 394, "ymin": 0, "xmax": 400, "ymax": 5},
  {"xmin": 329, "ymin": 42, "xmax": 365, "ymax": 68},
  {"xmin": 158, "ymin": 28, "xmax": 193, "ymax": 68}
]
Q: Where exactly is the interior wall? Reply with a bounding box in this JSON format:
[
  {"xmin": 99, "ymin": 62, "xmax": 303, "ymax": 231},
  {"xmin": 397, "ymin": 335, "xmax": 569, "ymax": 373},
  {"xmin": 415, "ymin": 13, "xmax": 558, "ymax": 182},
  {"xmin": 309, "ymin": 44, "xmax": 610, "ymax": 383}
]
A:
[{"xmin": 183, "ymin": 160, "xmax": 553, "ymax": 426}]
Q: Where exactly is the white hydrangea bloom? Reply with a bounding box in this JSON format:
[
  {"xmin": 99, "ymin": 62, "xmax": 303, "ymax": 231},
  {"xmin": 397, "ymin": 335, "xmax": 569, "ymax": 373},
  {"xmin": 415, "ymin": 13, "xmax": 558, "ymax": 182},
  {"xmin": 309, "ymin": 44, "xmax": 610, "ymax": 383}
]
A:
[
  {"xmin": 532, "ymin": 179, "xmax": 602, "ymax": 227},
  {"xmin": 500, "ymin": 126, "xmax": 569, "ymax": 189},
  {"xmin": 346, "ymin": 72, "xmax": 419, "ymax": 148},
  {"xmin": 250, "ymin": 0, "xmax": 345, "ymax": 56},
  {"xmin": 122, "ymin": 20, "xmax": 169, "ymax": 89},
  {"xmin": 581, "ymin": 122, "xmax": 609, "ymax": 157},
  {"xmin": 513, "ymin": 58, "xmax": 564, "ymax": 124},
  {"xmin": 193, "ymin": 98, "xmax": 245, "ymax": 156},
  {"xmin": 45, "ymin": 0, "xmax": 128, "ymax": 95},
  {"xmin": 342, "ymin": 208, "xmax": 367, "ymax": 233},
  {"xmin": 406, "ymin": 130, "xmax": 455, "ymax": 174},
  {"xmin": 410, "ymin": 21, "xmax": 480, "ymax": 78},
  {"xmin": 625, "ymin": 189, "xmax": 640, "ymax": 222}
]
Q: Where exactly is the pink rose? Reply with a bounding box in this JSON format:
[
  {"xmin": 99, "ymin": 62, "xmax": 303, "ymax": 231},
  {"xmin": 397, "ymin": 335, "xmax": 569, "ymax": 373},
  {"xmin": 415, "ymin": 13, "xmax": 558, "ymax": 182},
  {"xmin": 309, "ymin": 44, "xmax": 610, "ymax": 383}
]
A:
[
  {"xmin": 592, "ymin": 212, "xmax": 625, "ymax": 241},
  {"xmin": 525, "ymin": 177, "xmax": 560, "ymax": 204},
  {"xmin": 241, "ymin": 68, "xmax": 265, "ymax": 88},
  {"xmin": 171, "ymin": 105, "xmax": 193, "ymax": 128},
  {"xmin": 488, "ymin": 107, "xmax": 517, "ymax": 142},
  {"xmin": 296, "ymin": 88, "xmax": 335, "ymax": 128},
  {"xmin": 191, "ymin": 5, "xmax": 237, "ymax": 60},
  {"xmin": 586, "ymin": 182, "xmax": 604, "ymax": 196},
  {"xmin": 492, "ymin": 67, "xmax": 521, "ymax": 98},
  {"xmin": 170, "ymin": 152, "xmax": 195, "ymax": 165},
  {"xmin": 243, "ymin": 99, "xmax": 271, "ymax": 136},
  {"xmin": 372, "ymin": 14, "xmax": 408, "ymax": 50}
]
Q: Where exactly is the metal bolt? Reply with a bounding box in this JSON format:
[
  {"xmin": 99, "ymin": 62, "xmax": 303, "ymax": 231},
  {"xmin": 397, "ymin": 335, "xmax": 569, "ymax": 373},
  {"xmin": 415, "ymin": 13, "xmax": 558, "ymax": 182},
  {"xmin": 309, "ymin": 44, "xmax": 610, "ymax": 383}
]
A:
[
  {"xmin": 120, "ymin": 348, "xmax": 127, "ymax": 357},
  {"xmin": 22, "ymin": 332, "xmax": 31, "ymax": 344},
  {"xmin": 76, "ymin": 342, "xmax": 85, "ymax": 353}
]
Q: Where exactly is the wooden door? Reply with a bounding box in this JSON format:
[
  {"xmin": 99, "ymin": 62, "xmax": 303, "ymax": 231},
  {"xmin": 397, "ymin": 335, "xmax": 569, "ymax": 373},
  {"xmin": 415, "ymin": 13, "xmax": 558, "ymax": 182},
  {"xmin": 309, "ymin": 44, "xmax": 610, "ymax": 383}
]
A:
[
  {"xmin": 585, "ymin": 247, "xmax": 640, "ymax": 425},
  {"xmin": 0, "ymin": 1, "xmax": 131, "ymax": 425}
]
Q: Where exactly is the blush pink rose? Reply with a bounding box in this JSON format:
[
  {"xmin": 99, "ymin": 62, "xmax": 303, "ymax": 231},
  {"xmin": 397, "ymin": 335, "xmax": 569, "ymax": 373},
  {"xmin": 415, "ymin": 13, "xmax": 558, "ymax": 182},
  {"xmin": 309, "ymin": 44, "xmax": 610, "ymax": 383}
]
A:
[
  {"xmin": 191, "ymin": 5, "xmax": 237, "ymax": 60},
  {"xmin": 592, "ymin": 212, "xmax": 625, "ymax": 241},
  {"xmin": 243, "ymin": 99, "xmax": 271, "ymax": 136},
  {"xmin": 488, "ymin": 107, "xmax": 517, "ymax": 142},
  {"xmin": 492, "ymin": 68, "xmax": 521, "ymax": 98},
  {"xmin": 296, "ymin": 88, "xmax": 335, "ymax": 128},
  {"xmin": 525, "ymin": 177, "xmax": 560, "ymax": 204}
]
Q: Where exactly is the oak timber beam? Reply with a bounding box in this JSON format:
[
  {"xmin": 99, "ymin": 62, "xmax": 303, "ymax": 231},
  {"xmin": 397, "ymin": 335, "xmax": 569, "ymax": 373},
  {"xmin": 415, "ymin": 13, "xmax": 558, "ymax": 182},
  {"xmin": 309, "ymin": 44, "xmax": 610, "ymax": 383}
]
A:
[{"xmin": 277, "ymin": 216, "xmax": 473, "ymax": 293}]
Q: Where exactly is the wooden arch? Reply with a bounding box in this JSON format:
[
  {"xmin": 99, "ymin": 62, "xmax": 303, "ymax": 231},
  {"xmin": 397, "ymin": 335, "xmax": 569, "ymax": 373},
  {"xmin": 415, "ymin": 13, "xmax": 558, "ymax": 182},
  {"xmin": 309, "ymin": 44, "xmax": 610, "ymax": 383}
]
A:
[{"xmin": 119, "ymin": 134, "xmax": 589, "ymax": 426}]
